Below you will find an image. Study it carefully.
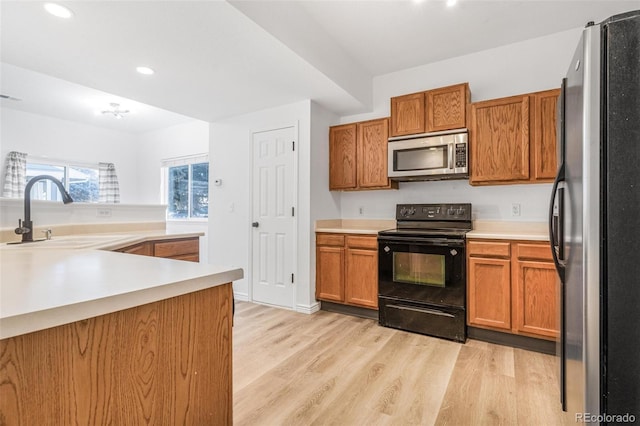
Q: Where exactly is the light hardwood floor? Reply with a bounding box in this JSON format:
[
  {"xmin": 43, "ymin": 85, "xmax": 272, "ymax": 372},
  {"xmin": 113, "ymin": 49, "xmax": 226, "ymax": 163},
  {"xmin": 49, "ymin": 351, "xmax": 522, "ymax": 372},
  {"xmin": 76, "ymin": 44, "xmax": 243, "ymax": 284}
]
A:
[{"xmin": 233, "ymin": 302, "xmax": 574, "ymax": 426}]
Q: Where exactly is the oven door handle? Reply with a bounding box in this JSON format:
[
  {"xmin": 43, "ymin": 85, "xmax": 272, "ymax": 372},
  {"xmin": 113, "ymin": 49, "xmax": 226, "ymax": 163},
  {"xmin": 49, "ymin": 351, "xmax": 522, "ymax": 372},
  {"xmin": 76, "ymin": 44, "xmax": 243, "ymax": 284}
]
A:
[
  {"xmin": 386, "ymin": 304, "xmax": 455, "ymax": 318},
  {"xmin": 378, "ymin": 236, "xmax": 465, "ymax": 247}
]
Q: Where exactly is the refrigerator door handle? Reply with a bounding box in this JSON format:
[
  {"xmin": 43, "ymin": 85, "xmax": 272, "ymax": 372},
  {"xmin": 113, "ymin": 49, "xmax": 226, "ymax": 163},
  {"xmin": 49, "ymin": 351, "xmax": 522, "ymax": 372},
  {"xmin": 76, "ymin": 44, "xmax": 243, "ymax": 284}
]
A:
[{"xmin": 549, "ymin": 162, "xmax": 566, "ymax": 283}]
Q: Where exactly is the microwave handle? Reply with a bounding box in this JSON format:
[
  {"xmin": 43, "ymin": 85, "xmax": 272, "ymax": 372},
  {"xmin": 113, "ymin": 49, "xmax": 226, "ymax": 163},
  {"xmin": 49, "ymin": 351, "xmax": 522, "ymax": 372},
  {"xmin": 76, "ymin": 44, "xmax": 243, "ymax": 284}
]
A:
[{"xmin": 448, "ymin": 144, "xmax": 454, "ymax": 169}]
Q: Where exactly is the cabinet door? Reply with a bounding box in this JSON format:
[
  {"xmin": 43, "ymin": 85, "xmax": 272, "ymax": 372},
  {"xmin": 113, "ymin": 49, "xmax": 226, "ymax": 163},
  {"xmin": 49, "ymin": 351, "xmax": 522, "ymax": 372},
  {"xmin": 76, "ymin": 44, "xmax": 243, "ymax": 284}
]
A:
[
  {"xmin": 316, "ymin": 245, "xmax": 345, "ymax": 302},
  {"xmin": 513, "ymin": 260, "xmax": 559, "ymax": 339},
  {"xmin": 470, "ymin": 95, "xmax": 530, "ymax": 184},
  {"xmin": 329, "ymin": 124, "xmax": 357, "ymax": 190},
  {"xmin": 467, "ymin": 257, "xmax": 512, "ymax": 330},
  {"xmin": 345, "ymin": 248, "xmax": 378, "ymax": 309},
  {"xmin": 390, "ymin": 92, "xmax": 425, "ymax": 137},
  {"xmin": 531, "ymin": 89, "xmax": 560, "ymax": 181},
  {"xmin": 426, "ymin": 83, "xmax": 469, "ymax": 132},
  {"xmin": 357, "ymin": 118, "xmax": 390, "ymax": 189}
]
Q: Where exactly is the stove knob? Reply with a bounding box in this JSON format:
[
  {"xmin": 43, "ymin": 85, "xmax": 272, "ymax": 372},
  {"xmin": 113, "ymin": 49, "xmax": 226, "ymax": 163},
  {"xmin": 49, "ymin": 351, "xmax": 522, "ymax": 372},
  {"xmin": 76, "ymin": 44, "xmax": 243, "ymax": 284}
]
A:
[
  {"xmin": 400, "ymin": 207, "xmax": 408, "ymax": 216},
  {"xmin": 408, "ymin": 207, "xmax": 416, "ymax": 215}
]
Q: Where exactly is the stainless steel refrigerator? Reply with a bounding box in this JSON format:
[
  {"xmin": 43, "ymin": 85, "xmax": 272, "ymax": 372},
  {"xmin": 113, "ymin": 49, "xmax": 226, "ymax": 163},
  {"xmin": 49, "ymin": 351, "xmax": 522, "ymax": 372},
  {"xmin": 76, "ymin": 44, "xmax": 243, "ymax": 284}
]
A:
[{"xmin": 549, "ymin": 10, "xmax": 640, "ymax": 420}]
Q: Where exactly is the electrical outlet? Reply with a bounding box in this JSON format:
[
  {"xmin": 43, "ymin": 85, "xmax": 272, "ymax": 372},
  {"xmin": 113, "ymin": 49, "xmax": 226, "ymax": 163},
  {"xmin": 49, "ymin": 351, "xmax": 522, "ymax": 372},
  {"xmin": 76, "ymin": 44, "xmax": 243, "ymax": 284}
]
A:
[
  {"xmin": 97, "ymin": 208, "xmax": 112, "ymax": 218},
  {"xmin": 358, "ymin": 206, "xmax": 364, "ymax": 216},
  {"xmin": 511, "ymin": 203, "xmax": 521, "ymax": 217}
]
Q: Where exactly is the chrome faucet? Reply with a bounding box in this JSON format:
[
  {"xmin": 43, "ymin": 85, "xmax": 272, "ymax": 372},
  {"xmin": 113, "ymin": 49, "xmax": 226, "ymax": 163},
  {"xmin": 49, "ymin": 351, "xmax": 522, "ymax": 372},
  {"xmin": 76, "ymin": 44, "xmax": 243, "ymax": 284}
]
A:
[{"xmin": 14, "ymin": 175, "xmax": 73, "ymax": 243}]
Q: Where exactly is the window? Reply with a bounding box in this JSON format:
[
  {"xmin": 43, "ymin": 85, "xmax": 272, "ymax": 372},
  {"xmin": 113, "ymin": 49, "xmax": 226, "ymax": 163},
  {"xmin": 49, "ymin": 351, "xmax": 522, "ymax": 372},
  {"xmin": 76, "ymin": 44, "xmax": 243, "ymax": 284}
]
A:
[
  {"xmin": 26, "ymin": 161, "xmax": 99, "ymax": 203},
  {"xmin": 162, "ymin": 154, "xmax": 209, "ymax": 220}
]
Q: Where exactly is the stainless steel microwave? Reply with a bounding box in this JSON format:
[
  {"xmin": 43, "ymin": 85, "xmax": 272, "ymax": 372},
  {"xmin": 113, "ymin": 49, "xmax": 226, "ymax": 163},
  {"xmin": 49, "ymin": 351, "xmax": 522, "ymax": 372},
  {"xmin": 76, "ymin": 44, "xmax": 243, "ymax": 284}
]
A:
[{"xmin": 387, "ymin": 129, "xmax": 468, "ymax": 181}]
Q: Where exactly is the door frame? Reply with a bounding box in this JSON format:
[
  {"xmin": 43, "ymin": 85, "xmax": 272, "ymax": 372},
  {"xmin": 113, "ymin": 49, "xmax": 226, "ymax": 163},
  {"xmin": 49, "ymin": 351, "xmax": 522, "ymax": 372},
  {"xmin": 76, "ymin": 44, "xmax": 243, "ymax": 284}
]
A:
[{"xmin": 247, "ymin": 122, "xmax": 299, "ymax": 310}]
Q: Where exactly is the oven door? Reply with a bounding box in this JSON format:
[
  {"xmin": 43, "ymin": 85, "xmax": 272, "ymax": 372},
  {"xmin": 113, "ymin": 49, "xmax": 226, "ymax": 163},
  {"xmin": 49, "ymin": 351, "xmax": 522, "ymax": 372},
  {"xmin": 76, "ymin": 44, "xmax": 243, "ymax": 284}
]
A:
[{"xmin": 378, "ymin": 236, "xmax": 466, "ymax": 308}]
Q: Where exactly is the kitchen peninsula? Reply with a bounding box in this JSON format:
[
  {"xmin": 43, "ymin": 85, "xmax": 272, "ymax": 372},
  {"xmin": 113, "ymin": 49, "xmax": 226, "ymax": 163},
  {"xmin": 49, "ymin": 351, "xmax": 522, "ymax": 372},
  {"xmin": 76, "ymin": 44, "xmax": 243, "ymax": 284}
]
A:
[{"xmin": 0, "ymin": 243, "xmax": 242, "ymax": 425}]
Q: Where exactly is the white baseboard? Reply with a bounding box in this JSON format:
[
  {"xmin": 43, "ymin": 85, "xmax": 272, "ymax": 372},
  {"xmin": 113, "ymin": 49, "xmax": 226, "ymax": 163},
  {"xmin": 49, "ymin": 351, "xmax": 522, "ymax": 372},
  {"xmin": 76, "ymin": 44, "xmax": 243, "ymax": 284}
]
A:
[
  {"xmin": 295, "ymin": 301, "xmax": 320, "ymax": 315},
  {"xmin": 233, "ymin": 292, "xmax": 249, "ymax": 302}
]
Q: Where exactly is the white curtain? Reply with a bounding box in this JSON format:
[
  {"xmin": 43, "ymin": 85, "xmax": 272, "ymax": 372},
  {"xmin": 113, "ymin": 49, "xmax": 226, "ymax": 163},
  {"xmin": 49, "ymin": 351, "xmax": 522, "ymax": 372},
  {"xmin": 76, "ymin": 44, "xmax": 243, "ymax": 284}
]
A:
[
  {"xmin": 99, "ymin": 162, "xmax": 120, "ymax": 203},
  {"xmin": 2, "ymin": 151, "xmax": 27, "ymax": 198}
]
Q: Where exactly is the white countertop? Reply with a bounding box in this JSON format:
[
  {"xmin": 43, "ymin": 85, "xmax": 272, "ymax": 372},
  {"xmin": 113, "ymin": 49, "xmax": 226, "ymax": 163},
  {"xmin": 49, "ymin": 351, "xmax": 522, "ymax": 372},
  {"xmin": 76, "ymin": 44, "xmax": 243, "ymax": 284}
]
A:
[
  {"xmin": 1, "ymin": 229, "xmax": 204, "ymax": 250},
  {"xmin": 467, "ymin": 221, "xmax": 549, "ymax": 241},
  {"xmin": 315, "ymin": 219, "xmax": 395, "ymax": 234},
  {"xmin": 0, "ymin": 234, "xmax": 243, "ymax": 339}
]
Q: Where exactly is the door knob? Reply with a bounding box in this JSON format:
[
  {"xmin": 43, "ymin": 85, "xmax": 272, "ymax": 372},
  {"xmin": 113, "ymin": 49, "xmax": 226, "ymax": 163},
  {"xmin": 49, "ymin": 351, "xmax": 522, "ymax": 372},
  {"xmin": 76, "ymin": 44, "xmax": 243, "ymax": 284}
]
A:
[{"xmin": 252, "ymin": 222, "xmax": 259, "ymax": 228}]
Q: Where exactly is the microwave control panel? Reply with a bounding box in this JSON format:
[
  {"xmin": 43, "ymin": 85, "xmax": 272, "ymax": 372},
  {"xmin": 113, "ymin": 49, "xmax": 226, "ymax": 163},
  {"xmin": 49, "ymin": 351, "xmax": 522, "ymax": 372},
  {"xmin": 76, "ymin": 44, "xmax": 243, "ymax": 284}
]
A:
[{"xmin": 455, "ymin": 143, "xmax": 467, "ymax": 168}]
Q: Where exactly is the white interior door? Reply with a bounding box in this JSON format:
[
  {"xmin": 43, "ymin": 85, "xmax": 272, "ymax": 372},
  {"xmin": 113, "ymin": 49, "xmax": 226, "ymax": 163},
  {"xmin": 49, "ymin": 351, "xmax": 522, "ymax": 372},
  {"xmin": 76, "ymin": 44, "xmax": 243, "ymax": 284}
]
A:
[{"xmin": 251, "ymin": 126, "xmax": 296, "ymax": 308}]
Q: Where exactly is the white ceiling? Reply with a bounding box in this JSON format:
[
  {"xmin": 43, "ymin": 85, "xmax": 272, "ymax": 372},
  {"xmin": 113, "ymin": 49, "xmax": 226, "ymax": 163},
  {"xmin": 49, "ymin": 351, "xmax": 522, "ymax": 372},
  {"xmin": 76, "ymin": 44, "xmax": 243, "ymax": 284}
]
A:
[{"xmin": 1, "ymin": 1, "xmax": 637, "ymax": 134}]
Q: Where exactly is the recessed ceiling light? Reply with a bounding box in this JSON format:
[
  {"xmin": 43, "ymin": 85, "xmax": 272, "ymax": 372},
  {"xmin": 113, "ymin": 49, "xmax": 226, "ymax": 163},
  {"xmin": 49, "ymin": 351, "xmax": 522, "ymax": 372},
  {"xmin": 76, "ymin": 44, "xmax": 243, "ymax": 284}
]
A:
[
  {"xmin": 44, "ymin": 3, "xmax": 74, "ymax": 19},
  {"xmin": 446, "ymin": 0, "xmax": 457, "ymax": 7},
  {"xmin": 136, "ymin": 66, "xmax": 155, "ymax": 75}
]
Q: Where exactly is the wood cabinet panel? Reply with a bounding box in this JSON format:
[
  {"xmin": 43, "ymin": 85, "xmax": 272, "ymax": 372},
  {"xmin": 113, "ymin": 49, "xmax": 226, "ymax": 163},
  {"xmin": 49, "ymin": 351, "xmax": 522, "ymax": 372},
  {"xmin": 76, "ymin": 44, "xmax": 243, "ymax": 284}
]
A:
[
  {"xmin": 531, "ymin": 89, "xmax": 560, "ymax": 181},
  {"xmin": 154, "ymin": 238, "xmax": 199, "ymax": 258},
  {"xmin": 516, "ymin": 243, "xmax": 553, "ymax": 261},
  {"xmin": 470, "ymin": 95, "xmax": 530, "ymax": 184},
  {"xmin": 426, "ymin": 83, "xmax": 469, "ymax": 132},
  {"xmin": 467, "ymin": 257, "xmax": 512, "ymax": 330},
  {"xmin": 514, "ymin": 260, "xmax": 559, "ymax": 339},
  {"xmin": 345, "ymin": 248, "xmax": 378, "ymax": 309},
  {"xmin": 357, "ymin": 118, "xmax": 391, "ymax": 188},
  {"xmin": 0, "ymin": 283, "xmax": 233, "ymax": 425},
  {"xmin": 316, "ymin": 245, "xmax": 345, "ymax": 302},
  {"xmin": 316, "ymin": 233, "xmax": 345, "ymax": 247},
  {"xmin": 329, "ymin": 124, "xmax": 357, "ymax": 190},
  {"xmin": 390, "ymin": 92, "xmax": 425, "ymax": 137},
  {"xmin": 346, "ymin": 235, "xmax": 378, "ymax": 250},
  {"xmin": 467, "ymin": 240, "xmax": 511, "ymax": 257},
  {"xmin": 119, "ymin": 242, "xmax": 153, "ymax": 256}
]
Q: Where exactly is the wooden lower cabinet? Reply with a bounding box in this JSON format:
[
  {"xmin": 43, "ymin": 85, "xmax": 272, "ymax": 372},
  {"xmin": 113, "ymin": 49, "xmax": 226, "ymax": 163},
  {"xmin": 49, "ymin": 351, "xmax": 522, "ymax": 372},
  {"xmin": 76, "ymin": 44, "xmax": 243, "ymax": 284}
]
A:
[
  {"xmin": 316, "ymin": 233, "xmax": 378, "ymax": 309},
  {"xmin": 467, "ymin": 239, "xmax": 559, "ymax": 340},
  {"xmin": 0, "ymin": 283, "xmax": 233, "ymax": 425},
  {"xmin": 467, "ymin": 257, "xmax": 512, "ymax": 331},
  {"xmin": 116, "ymin": 237, "xmax": 200, "ymax": 262}
]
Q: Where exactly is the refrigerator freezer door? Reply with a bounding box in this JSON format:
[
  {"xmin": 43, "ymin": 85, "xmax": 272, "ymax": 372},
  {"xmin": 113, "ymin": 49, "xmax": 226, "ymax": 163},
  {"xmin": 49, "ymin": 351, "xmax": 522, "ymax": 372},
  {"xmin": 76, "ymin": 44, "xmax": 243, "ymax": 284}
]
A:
[{"xmin": 601, "ymin": 10, "xmax": 640, "ymax": 416}]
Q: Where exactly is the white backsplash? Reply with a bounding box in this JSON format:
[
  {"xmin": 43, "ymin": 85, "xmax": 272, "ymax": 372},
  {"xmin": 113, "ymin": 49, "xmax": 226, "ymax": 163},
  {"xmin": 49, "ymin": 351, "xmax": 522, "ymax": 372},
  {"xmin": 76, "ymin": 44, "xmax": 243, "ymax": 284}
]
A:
[{"xmin": 340, "ymin": 180, "xmax": 553, "ymax": 222}]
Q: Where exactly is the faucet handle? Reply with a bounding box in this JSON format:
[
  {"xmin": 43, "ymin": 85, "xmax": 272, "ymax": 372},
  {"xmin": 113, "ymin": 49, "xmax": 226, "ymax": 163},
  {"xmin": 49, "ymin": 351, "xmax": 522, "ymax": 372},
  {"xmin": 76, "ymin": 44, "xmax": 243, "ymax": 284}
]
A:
[
  {"xmin": 41, "ymin": 229, "xmax": 52, "ymax": 240},
  {"xmin": 15, "ymin": 219, "xmax": 30, "ymax": 235}
]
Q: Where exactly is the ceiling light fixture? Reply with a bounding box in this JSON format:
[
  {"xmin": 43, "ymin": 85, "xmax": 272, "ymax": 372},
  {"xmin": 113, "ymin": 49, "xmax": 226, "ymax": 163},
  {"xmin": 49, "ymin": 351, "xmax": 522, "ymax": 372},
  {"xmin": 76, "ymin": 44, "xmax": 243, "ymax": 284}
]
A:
[
  {"xmin": 44, "ymin": 3, "xmax": 74, "ymax": 19},
  {"xmin": 136, "ymin": 66, "xmax": 155, "ymax": 75},
  {"xmin": 101, "ymin": 103, "xmax": 130, "ymax": 119},
  {"xmin": 446, "ymin": 0, "xmax": 457, "ymax": 6}
]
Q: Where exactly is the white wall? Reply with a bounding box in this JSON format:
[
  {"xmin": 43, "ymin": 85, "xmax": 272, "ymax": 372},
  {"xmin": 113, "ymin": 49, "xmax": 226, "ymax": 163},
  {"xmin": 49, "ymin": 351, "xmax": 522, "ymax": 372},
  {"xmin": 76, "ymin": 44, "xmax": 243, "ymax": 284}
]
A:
[
  {"xmin": 337, "ymin": 28, "xmax": 583, "ymax": 222},
  {"xmin": 136, "ymin": 120, "xmax": 210, "ymax": 262},
  {"xmin": 209, "ymin": 100, "xmax": 322, "ymax": 312},
  {"xmin": 1, "ymin": 108, "xmax": 140, "ymax": 203},
  {"xmin": 135, "ymin": 120, "xmax": 209, "ymax": 204}
]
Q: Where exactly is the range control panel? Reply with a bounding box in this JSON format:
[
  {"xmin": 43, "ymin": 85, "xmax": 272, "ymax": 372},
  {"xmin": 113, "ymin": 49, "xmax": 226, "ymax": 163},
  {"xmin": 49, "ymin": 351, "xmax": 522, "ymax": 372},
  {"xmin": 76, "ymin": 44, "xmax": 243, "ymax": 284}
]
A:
[{"xmin": 396, "ymin": 203, "xmax": 472, "ymax": 221}]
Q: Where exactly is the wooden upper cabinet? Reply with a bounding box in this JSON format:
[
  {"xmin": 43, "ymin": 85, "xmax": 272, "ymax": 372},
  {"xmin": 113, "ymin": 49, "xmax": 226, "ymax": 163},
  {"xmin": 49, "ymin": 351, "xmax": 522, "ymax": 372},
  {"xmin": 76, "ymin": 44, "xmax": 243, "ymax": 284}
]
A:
[
  {"xmin": 329, "ymin": 123, "xmax": 357, "ymax": 190},
  {"xmin": 426, "ymin": 83, "xmax": 470, "ymax": 132},
  {"xmin": 390, "ymin": 92, "xmax": 425, "ymax": 137},
  {"xmin": 531, "ymin": 89, "xmax": 560, "ymax": 181},
  {"xmin": 469, "ymin": 95, "xmax": 531, "ymax": 184},
  {"xmin": 357, "ymin": 118, "xmax": 390, "ymax": 188},
  {"xmin": 329, "ymin": 118, "xmax": 395, "ymax": 191},
  {"xmin": 470, "ymin": 88, "xmax": 560, "ymax": 186}
]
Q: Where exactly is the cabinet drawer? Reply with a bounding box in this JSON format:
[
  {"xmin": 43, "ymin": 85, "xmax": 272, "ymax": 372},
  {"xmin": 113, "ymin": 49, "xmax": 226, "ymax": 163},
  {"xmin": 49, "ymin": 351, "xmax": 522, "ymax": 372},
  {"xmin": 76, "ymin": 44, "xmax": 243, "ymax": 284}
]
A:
[
  {"xmin": 346, "ymin": 235, "xmax": 377, "ymax": 250},
  {"xmin": 316, "ymin": 233, "xmax": 345, "ymax": 247},
  {"xmin": 516, "ymin": 243, "xmax": 553, "ymax": 261},
  {"xmin": 467, "ymin": 240, "xmax": 510, "ymax": 257},
  {"xmin": 154, "ymin": 238, "xmax": 199, "ymax": 258},
  {"xmin": 119, "ymin": 242, "xmax": 153, "ymax": 256}
]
